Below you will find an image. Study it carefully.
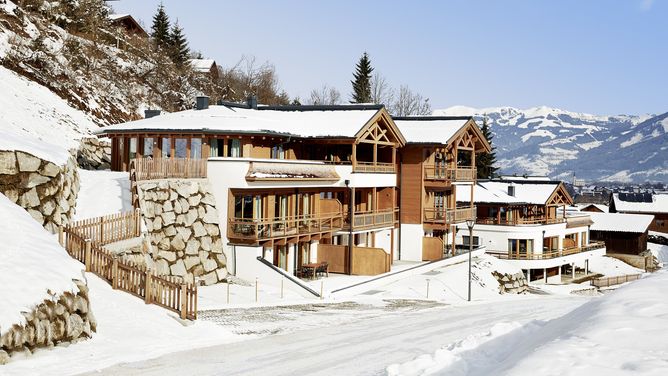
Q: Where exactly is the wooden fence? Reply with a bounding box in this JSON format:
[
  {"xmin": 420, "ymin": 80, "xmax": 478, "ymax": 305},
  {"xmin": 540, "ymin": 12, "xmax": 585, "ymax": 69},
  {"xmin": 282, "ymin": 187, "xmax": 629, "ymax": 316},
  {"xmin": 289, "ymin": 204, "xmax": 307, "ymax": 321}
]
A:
[
  {"xmin": 61, "ymin": 212, "xmax": 197, "ymax": 320},
  {"xmin": 590, "ymin": 274, "xmax": 641, "ymax": 288},
  {"xmin": 131, "ymin": 158, "xmax": 208, "ymax": 181}
]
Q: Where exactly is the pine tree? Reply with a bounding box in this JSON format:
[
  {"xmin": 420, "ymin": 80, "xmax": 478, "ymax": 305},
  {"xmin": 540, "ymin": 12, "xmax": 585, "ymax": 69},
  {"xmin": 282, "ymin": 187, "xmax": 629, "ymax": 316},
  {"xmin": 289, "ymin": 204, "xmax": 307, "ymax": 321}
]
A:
[
  {"xmin": 169, "ymin": 21, "xmax": 190, "ymax": 67},
  {"xmin": 350, "ymin": 52, "xmax": 374, "ymax": 103},
  {"xmin": 151, "ymin": 3, "xmax": 171, "ymax": 49},
  {"xmin": 476, "ymin": 114, "xmax": 499, "ymax": 179}
]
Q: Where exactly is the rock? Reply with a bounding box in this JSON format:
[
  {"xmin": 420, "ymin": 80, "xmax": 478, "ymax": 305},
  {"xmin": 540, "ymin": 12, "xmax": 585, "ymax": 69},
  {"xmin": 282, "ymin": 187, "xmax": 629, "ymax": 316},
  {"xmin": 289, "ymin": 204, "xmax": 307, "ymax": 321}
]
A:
[
  {"xmin": 185, "ymin": 239, "xmax": 200, "ymax": 255},
  {"xmin": 155, "ymin": 259, "xmax": 170, "ymax": 275},
  {"xmin": 176, "ymin": 227, "xmax": 192, "ymax": 241},
  {"xmin": 216, "ymin": 268, "xmax": 228, "ymax": 281},
  {"xmin": 171, "ymin": 234, "xmax": 186, "ymax": 251},
  {"xmin": 170, "ymin": 260, "xmax": 187, "ymax": 276},
  {"xmin": 164, "ymin": 225, "xmax": 177, "ymax": 237},
  {"xmin": 158, "ymin": 237, "xmax": 171, "ymax": 251},
  {"xmin": 203, "ymin": 258, "xmax": 217, "ymax": 272},
  {"xmin": 41, "ymin": 162, "xmax": 60, "ymax": 177},
  {"xmin": 176, "ymin": 184, "xmax": 192, "ymax": 198},
  {"xmin": 200, "ymin": 193, "xmax": 216, "ymax": 206},
  {"xmin": 162, "ymin": 200, "xmax": 173, "ymax": 213},
  {"xmin": 184, "ymin": 209, "xmax": 198, "ymax": 227},
  {"xmin": 158, "ymin": 251, "xmax": 177, "ymax": 262},
  {"xmin": 42, "ymin": 199, "xmax": 56, "ymax": 216},
  {"xmin": 188, "ymin": 194, "xmax": 201, "ymax": 206},
  {"xmin": 66, "ymin": 314, "xmax": 84, "ymax": 339},
  {"xmin": 23, "ymin": 173, "xmax": 50, "ymax": 188},
  {"xmin": 27, "ymin": 209, "xmax": 44, "ymax": 224},
  {"xmin": 4, "ymin": 188, "xmax": 19, "ymax": 203},
  {"xmin": 0, "ymin": 151, "xmax": 18, "ymax": 174},
  {"xmin": 184, "ymin": 256, "xmax": 200, "ymax": 270},
  {"xmin": 178, "ymin": 197, "xmax": 190, "ymax": 213},
  {"xmin": 204, "ymin": 224, "xmax": 220, "ymax": 237},
  {"xmin": 197, "ymin": 206, "xmax": 206, "ymax": 218},
  {"xmin": 0, "ymin": 349, "xmax": 9, "ymax": 365},
  {"xmin": 201, "ymin": 271, "xmax": 218, "ymax": 285},
  {"xmin": 214, "ymin": 253, "xmax": 227, "ymax": 265},
  {"xmin": 193, "ymin": 221, "xmax": 207, "ymax": 237},
  {"xmin": 162, "ymin": 211, "xmax": 176, "ymax": 226},
  {"xmin": 16, "ymin": 151, "xmax": 41, "ymax": 172},
  {"xmin": 18, "ymin": 188, "xmax": 40, "ymax": 208},
  {"xmin": 211, "ymin": 238, "xmax": 223, "ymax": 253},
  {"xmin": 173, "ymin": 199, "xmax": 182, "ymax": 214},
  {"xmin": 152, "ymin": 216, "xmax": 163, "ymax": 231},
  {"xmin": 202, "ymin": 210, "xmax": 218, "ymax": 224},
  {"xmin": 200, "ymin": 236, "xmax": 212, "ymax": 251}
]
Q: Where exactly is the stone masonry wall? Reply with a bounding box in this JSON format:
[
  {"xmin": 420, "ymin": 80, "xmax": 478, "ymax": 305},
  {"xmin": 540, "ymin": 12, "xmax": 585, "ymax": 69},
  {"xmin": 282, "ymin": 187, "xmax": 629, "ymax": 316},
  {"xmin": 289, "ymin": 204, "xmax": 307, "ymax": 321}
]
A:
[
  {"xmin": 0, "ymin": 281, "xmax": 96, "ymax": 365},
  {"xmin": 77, "ymin": 137, "xmax": 111, "ymax": 170},
  {"xmin": 138, "ymin": 180, "xmax": 227, "ymax": 285},
  {"xmin": 492, "ymin": 271, "xmax": 529, "ymax": 294},
  {"xmin": 0, "ymin": 150, "xmax": 79, "ymax": 232}
]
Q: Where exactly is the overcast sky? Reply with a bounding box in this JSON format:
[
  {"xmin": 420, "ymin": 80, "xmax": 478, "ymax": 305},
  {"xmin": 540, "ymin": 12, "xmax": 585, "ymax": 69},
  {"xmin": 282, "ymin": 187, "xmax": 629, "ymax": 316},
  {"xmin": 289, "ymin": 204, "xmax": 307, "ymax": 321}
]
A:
[{"xmin": 111, "ymin": 0, "xmax": 667, "ymax": 116}]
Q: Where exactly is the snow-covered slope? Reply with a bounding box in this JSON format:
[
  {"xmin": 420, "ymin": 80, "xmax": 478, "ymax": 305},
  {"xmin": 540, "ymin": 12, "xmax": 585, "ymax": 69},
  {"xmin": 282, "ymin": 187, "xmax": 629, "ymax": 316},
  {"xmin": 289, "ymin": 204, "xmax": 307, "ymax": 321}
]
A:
[{"xmin": 436, "ymin": 106, "xmax": 667, "ymax": 183}]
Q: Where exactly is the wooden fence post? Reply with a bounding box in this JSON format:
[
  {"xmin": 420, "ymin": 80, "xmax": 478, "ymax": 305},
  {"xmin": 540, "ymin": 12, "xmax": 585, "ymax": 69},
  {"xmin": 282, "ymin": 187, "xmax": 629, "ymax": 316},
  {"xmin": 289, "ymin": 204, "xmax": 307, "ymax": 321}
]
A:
[
  {"xmin": 145, "ymin": 271, "xmax": 152, "ymax": 304},
  {"xmin": 180, "ymin": 284, "xmax": 187, "ymax": 320},
  {"xmin": 112, "ymin": 257, "xmax": 119, "ymax": 289},
  {"xmin": 58, "ymin": 227, "xmax": 64, "ymax": 247},
  {"xmin": 135, "ymin": 208, "xmax": 142, "ymax": 237},
  {"xmin": 84, "ymin": 240, "xmax": 92, "ymax": 272},
  {"xmin": 99, "ymin": 216, "xmax": 105, "ymax": 245}
]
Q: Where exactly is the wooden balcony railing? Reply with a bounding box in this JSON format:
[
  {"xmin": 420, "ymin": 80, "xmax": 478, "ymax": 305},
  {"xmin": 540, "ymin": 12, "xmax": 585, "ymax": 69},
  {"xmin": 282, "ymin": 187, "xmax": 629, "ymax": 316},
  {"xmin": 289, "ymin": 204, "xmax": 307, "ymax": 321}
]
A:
[
  {"xmin": 131, "ymin": 158, "xmax": 207, "ymax": 181},
  {"xmin": 353, "ymin": 161, "xmax": 396, "ymax": 173},
  {"xmin": 424, "ymin": 206, "xmax": 476, "ymax": 225},
  {"xmin": 424, "ymin": 166, "xmax": 476, "ymax": 181},
  {"xmin": 347, "ymin": 207, "xmax": 399, "ymax": 230},
  {"xmin": 492, "ymin": 241, "xmax": 605, "ymax": 260},
  {"xmin": 476, "ymin": 217, "xmax": 566, "ymax": 226},
  {"xmin": 228, "ymin": 212, "xmax": 344, "ymax": 242}
]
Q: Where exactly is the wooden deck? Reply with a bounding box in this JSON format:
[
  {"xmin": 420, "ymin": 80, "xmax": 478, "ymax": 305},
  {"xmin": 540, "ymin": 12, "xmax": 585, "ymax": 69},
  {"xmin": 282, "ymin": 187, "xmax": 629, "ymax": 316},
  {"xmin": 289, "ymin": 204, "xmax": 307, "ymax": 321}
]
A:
[{"xmin": 491, "ymin": 241, "xmax": 606, "ymax": 260}]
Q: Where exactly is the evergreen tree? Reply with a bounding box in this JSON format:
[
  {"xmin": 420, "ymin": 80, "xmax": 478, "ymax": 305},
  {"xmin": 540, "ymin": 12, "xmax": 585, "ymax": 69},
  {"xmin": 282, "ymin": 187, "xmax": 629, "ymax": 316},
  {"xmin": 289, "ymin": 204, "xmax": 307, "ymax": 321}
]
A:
[
  {"xmin": 476, "ymin": 114, "xmax": 499, "ymax": 179},
  {"xmin": 169, "ymin": 21, "xmax": 190, "ymax": 67},
  {"xmin": 350, "ymin": 52, "xmax": 374, "ymax": 103},
  {"xmin": 151, "ymin": 3, "xmax": 170, "ymax": 49}
]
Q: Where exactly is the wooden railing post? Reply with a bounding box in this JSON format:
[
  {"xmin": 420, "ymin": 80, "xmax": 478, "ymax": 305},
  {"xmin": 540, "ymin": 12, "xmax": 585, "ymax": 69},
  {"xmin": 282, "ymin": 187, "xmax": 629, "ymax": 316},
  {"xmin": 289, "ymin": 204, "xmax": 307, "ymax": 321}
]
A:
[
  {"xmin": 84, "ymin": 240, "xmax": 92, "ymax": 272},
  {"xmin": 58, "ymin": 226, "xmax": 64, "ymax": 247},
  {"xmin": 145, "ymin": 271, "xmax": 152, "ymax": 304},
  {"xmin": 180, "ymin": 284, "xmax": 187, "ymax": 320},
  {"xmin": 112, "ymin": 257, "xmax": 119, "ymax": 289},
  {"xmin": 99, "ymin": 216, "xmax": 105, "ymax": 244},
  {"xmin": 135, "ymin": 208, "xmax": 142, "ymax": 237}
]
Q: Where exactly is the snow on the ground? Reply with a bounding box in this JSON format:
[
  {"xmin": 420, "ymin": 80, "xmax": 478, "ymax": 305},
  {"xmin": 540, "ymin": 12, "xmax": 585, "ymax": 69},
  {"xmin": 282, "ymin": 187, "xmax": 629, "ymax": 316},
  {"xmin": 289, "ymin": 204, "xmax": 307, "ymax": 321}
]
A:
[
  {"xmin": 0, "ymin": 66, "xmax": 97, "ymax": 164},
  {"xmin": 0, "ymin": 193, "xmax": 82, "ymax": 332},
  {"xmin": 2, "ymin": 274, "xmax": 238, "ymax": 375},
  {"xmin": 74, "ymin": 169, "xmax": 132, "ymax": 220},
  {"xmin": 198, "ymin": 280, "xmax": 308, "ymax": 310},
  {"xmin": 587, "ymin": 255, "xmax": 644, "ymax": 276},
  {"xmin": 389, "ymin": 270, "xmax": 668, "ymax": 376},
  {"xmin": 649, "ymin": 242, "xmax": 668, "ymax": 266}
]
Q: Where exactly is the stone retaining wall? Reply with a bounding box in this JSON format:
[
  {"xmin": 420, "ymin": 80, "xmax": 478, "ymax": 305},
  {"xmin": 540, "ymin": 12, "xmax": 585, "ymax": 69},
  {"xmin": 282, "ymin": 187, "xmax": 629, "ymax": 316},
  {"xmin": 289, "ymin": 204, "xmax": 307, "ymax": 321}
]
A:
[
  {"xmin": 77, "ymin": 137, "xmax": 111, "ymax": 170},
  {"xmin": 0, "ymin": 150, "xmax": 79, "ymax": 232},
  {"xmin": 492, "ymin": 271, "xmax": 529, "ymax": 294},
  {"xmin": 0, "ymin": 281, "xmax": 95, "ymax": 365},
  {"xmin": 138, "ymin": 180, "xmax": 227, "ymax": 285}
]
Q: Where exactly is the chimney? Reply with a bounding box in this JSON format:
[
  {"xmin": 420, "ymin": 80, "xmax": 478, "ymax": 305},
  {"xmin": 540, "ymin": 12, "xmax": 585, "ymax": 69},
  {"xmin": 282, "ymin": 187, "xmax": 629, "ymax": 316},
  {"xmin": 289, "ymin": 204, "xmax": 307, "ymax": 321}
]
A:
[
  {"xmin": 144, "ymin": 109, "xmax": 161, "ymax": 119},
  {"xmin": 247, "ymin": 95, "xmax": 258, "ymax": 109},
  {"xmin": 508, "ymin": 183, "xmax": 515, "ymax": 197},
  {"xmin": 196, "ymin": 96, "xmax": 210, "ymax": 110}
]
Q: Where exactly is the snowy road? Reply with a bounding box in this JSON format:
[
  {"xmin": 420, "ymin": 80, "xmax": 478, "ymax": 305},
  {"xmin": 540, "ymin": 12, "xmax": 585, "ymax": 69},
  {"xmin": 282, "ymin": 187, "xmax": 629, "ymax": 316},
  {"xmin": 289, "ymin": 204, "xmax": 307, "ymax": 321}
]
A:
[{"xmin": 85, "ymin": 295, "xmax": 589, "ymax": 376}]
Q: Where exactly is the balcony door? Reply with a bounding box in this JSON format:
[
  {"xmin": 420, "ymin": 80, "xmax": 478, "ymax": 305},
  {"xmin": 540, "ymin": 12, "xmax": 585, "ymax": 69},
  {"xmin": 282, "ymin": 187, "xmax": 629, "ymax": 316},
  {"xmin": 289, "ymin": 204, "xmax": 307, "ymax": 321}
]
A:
[{"xmin": 433, "ymin": 191, "xmax": 446, "ymax": 219}]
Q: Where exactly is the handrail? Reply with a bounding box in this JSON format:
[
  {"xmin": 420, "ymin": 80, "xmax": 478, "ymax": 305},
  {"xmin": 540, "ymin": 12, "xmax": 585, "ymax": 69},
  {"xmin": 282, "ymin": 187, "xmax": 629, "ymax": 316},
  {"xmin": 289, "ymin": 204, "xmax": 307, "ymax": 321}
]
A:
[
  {"xmin": 353, "ymin": 161, "xmax": 396, "ymax": 173},
  {"xmin": 424, "ymin": 166, "xmax": 476, "ymax": 181},
  {"xmin": 132, "ymin": 158, "xmax": 207, "ymax": 180},
  {"xmin": 493, "ymin": 241, "xmax": 606, "ymax": 260},
  {"xmin": 255, "ymin": 257, "xmax": 321, "ymax": 297},
  {"xmin": 228, "ymin": 212, "xmax": 344, "ymax": 240},
  {"xmin": 476, "ymin": 217, "xmax": 566, "ymax": 226},
  {"xmin": 347, "ymin": 207, "xmax": 399, "ymax": 229},
  {"xmin": 424, "ymin": 206, "xmax": 476, "ymax": 224},
  {"xmin": 590, "ymin": 274, "xmax": 641, "ymax": 288}
]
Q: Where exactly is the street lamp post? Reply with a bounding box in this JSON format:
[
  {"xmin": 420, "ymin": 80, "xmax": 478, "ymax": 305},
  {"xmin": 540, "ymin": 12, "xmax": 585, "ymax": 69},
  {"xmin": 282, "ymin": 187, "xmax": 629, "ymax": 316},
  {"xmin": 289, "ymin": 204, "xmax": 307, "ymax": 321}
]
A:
[{"xmin": 466, "ymin": 219, "xmax": 475, "ymax": 302}]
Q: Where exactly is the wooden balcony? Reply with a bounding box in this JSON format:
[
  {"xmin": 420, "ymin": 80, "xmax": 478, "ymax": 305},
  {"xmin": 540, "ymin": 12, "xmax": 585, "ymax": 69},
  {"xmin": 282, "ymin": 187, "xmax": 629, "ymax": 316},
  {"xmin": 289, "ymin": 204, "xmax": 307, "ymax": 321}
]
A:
[
  {"xmin": 476, "ymin": 217, "xmax": 566, "ymax": 226},
  {"xmin": 423, "ymin": 166, "xmax": 475, "ymax": 182},
  {"xmin": 343, "ymin": 208, "xmax": 399, "ymax": 230},
  {"xmin": 492, "ymin": 241, "xmax": 606, "ymax": 260},
  {"xmin": 131, "ymin": 158, "xmax": 207, "ymax": 181},
  {"xmin": 228, "ymin": 212, "xmax": 344, "ymax": 245},
  {"xmin": 423, "ymin": 206, "xmax": 476, "ymax": 227},
  {"xmin": 353, "ymin": 161, "xmax": 396, "ymax": 173}
]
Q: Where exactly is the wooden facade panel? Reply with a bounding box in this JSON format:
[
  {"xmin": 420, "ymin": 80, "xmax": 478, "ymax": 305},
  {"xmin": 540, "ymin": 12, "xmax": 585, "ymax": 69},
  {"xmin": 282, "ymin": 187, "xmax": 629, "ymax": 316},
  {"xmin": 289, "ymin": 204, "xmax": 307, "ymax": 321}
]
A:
[
  {"xmin": 351, "ymin": 247, "xmax": 390, "ymax": 275},
  {"xmin": 400, "ymin": 147, "xmax": 424, "ymax": 224},
  {"xmin": 422, "ymin": 237, "xmax": 443, "ymax": 261},
  {"xmin": 317, "ymin": 244, "xmax": 348, "ymax": 273}
]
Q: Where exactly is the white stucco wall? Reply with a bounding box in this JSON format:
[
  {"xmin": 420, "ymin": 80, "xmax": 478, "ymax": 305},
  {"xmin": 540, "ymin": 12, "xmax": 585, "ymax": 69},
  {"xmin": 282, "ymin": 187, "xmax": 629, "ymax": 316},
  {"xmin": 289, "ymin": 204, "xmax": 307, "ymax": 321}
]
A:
[{"xmin": 400, "ymin": 223, "xmax": 424, "ymax": 261}]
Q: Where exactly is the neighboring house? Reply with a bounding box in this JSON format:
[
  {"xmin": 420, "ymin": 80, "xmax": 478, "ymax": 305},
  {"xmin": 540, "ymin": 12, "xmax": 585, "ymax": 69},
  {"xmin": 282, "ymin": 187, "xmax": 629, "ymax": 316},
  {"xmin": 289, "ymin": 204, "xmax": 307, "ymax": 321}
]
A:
[
  {"xmin": 190, "ymin": 59, "xmax": 219, "ymax": 80},
  {"xmin": 610, "ymin": 193, "xmax": 668, "ymax": 233},
  {"xmin": 455, "ymin": 179, "xmax": 605, "ymax": 284},
  {"xmin": 97, "ymin": 98, "xmax": 490, "ymax": 280},
  {"xmin": 109, "ymin": 14, "xmax": 148, "ymax": 38},
  {"xmin": 578, "ymin": 203, "xmax": 609, "ymax": 213},
  {"xmin": 588, "ymin": 212, "xmax": 653, "ymax": 255}
]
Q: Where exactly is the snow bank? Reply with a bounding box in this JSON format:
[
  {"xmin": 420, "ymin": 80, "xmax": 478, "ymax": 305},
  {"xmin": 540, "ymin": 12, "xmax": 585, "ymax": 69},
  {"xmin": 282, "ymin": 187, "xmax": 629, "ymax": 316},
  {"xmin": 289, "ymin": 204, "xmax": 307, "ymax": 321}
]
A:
[
  {"xmin": 648, "ymin": 242, "xmax": 668, "ymax": 265},
  {"xmin": 0, "ymin": 193, "xmax": 82, "ymax": 332},
  {"xmin": 587, "ymin": 255, "xmax": 644, "ymax": 277},
  {"xmin": 0, "ymin": 66, "xmax": 97, "ymax": 165},
  {"xmin": 74, "ymin": 169, "xmax": 132, "ymax": 220},
  {"xmin": 391, "ymin": 270, "xmax": 668, "ymax": 375}
]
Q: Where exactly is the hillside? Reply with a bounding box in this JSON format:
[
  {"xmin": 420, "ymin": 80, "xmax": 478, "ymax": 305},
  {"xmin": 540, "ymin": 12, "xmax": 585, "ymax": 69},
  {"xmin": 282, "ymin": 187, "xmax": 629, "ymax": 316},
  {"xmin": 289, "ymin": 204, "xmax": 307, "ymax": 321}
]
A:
[{"xmin": 436, "ymin": 106, "xmax": 668, "ymax": 183}]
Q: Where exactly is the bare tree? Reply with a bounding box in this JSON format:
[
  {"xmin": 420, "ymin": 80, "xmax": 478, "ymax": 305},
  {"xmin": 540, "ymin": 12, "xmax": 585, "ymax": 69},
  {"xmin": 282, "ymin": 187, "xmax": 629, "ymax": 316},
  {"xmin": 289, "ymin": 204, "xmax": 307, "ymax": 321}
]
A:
[
  {"xmin": 370, "ymin": 72, "xmax": 394, "ymax": 107},
  {"xmin": 218, "ymin": 55, "xmax": 290, "ymax": 105},
  {"xmin": 390, "ymin": 85, "xmax": 432, "ymax": 116},
  {"xmin": 307, "ymin": 84, "xmax": 341, "ymax": 105}
]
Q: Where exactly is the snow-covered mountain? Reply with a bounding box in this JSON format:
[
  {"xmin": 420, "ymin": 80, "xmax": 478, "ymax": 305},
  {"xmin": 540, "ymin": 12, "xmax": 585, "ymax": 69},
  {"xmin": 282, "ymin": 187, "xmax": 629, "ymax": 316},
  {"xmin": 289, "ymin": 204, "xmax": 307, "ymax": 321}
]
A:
[{"xmin": 435, "ymin": 106, "xmax": 668, "ymax": 183}]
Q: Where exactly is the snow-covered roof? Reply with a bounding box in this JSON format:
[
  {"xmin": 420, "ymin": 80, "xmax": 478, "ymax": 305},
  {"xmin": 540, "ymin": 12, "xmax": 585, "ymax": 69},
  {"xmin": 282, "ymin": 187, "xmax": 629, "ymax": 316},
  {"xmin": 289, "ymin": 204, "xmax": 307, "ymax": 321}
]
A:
[
  {"xmin": 588, "ymin": 212, "xmax": 654, "ymax": 233},
  {"xmin": 457, "ymin": 181, "xmax": 561, "ymax": 205},
  {"xmin": 190, "ymin": 59, "xmax": 216, "ymax": 72},
  {"xmin": 109, "ymin": 14, "xmax": 130, "ymax": 21},
  {"xmin": 612, "ymin": 193, "xmax": 668, "ymax": 214},
  {"xmin": 0, "ymin": 194, "xmax": 83, "ymax": 331},
  {"xmin": 246, "ymin": 161, "xmax": 339, "ymax": 181},
  {"xmin": 393, "ymin": 117, "xmax": 470, "ymax": 144},
  {"xmin": 577, "ymin": 203, "xmax": 609, "ymax": 213},
  {"xmin": 98, "ymin": 104, "xmax": 382, "ymax": 139},
  {"xmin": 498, "ymin": 175, "xmax": 551, "ymax": 182}
]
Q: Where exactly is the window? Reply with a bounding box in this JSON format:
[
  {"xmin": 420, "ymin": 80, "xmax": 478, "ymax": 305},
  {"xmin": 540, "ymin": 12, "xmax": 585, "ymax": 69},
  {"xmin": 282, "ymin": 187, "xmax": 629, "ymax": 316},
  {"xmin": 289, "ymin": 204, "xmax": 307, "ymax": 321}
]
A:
[
  {"xmin": 234, "ymin": 195, "xmax": 256, "ymax": 219},
  {"xmin": 175, "ymin": 138, "xmax": 187, "ymax": 158},
  {"xmin": 191, "ymin": 138, "xmax": 202, "ymax": 159},
  {"xmin": 129, "ymin": 138, "xmax": 137, "ymax": 160},
  {"xmin": 228, "ymin": 139, "xmax": 241, "ymax": 157},
  {"xmin": 162, "ymin": 137, "xmax": 171, "ymax": 158},
  {"xmin": 508, "ymin": 239, "xmax": 533, "ymax": 255},
  {"xmin": 463, "ymin": 235, "xmax": 479, "ymax": 246},
  {"xmin": 143, "ymin": 137, "xmax": 154, "ymax": 157},
  {"xmin": 271, "ymin": 145, "xmax": 285, "ymax": 159}
]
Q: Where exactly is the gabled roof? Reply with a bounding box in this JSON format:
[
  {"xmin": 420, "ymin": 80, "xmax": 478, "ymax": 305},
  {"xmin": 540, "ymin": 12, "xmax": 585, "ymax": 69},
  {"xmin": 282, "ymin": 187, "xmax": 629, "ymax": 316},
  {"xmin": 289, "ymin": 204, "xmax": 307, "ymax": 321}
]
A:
[
  {"xmin": 457, "ymin": 180, "xmax": 570, "ymax": 206},
  {"xmin": 612, "ymin": 193, "xmax": 668, "ymax": 214},
  {"xmin": 97, "ymin": 104, "xmax": 396, "ymax": 141},
  {"xmin": 589, "ymin": 212, "xmax": 654, "ymax": 233},
  {"xmin": 393, "ymin": 116, "xmax": 491, "ymax": 151},
  {"xmin": 109, "ymin": 14, "xmax": 148, "ymax": 37},
  {"xmin": 190, "ymin": 59, "xmax": 217, "ymax": 72}
]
